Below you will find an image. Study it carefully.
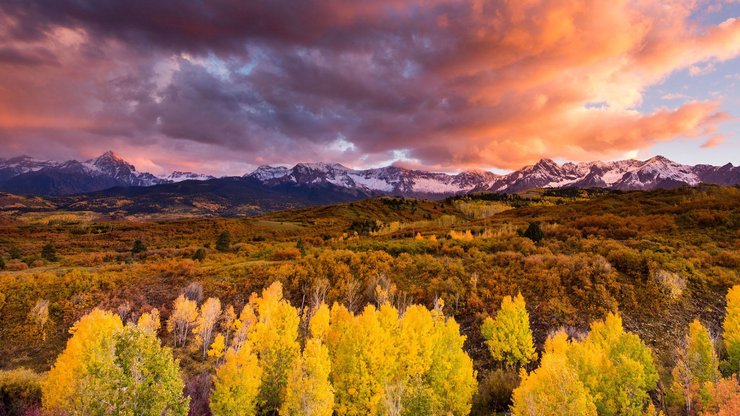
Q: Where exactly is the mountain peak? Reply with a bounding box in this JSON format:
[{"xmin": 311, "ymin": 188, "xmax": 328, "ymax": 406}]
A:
[
  {"xmin": 645, "ymin": 155, "xmax": 673, "ymax": 164},
  {"xmin": 534, "ymin": 158, "xmax": 558, "ymax": 167},
  {"xmin": 92, "ymin": 150, "xmax": 133, "ymax": 169},
  {"xmin": 96, "ymin": 150, "xmax": 123, "ymax": 161},
  {"xmin": 247, "ymin": 165, "xmax": 290, "ymax": 181},
  {"xmin": 294, "ymin": 162, "xmax": 349, "ymax": 171}
]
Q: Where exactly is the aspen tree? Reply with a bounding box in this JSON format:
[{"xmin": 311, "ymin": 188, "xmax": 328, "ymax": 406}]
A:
[{"xmin": 481, "ymin": 293, "xmax": 537, "ymax": 368}]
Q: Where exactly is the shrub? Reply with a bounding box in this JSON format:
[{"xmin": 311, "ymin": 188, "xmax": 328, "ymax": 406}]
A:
[
  {"xmin": 4, "ymin": 259, "xmax": 28, "ymax": 271},
  {"xmin": 184, "ymin": 282, "xmax": 204, "ymax": 303},
  {"xmin": 652, "ymin": 269, "xmax": 686, "ymax": 301},
  {"xmin": 472, "ymin": 369, "xmax": 520, "ymax": 415},
  {"xmin": 0, "ymin": 368, "xmax": 43, "ymax": 416},
  {"xmin": 272, "ymin": 248, "xmax": 302, "ymax": 261}
]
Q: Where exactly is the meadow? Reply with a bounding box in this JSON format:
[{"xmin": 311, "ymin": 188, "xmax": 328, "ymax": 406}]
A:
[{"xmin": 0, "ymin": 185, "xmax": 738, "ymax": 415}]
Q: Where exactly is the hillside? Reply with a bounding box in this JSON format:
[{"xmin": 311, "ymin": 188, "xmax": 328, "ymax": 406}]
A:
[{"xmin": 1, "ymin": 187, "xmax": 737, "ymax": 412}]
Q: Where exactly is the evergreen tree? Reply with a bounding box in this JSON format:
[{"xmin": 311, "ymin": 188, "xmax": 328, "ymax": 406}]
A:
[
  {"xmin": 523, "ymin": 222, "xmax": 544, "ymax": 243},
  {"xmin": 192, "ymin": 248, "xmax": 207, "ymax": 262},
  {"xmin": 41, "ymin": 243, "xmax": 58, "ymax": 262},
  {"xmin": 131, "ymin": 239, "xmax": 147, "ymax": 254},
  {"xmin": 8, "ymin": 245, "xmax": 21, "ymax": 259},
  {"xmin": 216, "ymin": 231, "xmax": 232, "ymax": 252}
]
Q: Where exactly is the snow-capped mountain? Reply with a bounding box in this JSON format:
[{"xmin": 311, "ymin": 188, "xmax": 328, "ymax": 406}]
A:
[
  {"xmin": 82, "ymin": 151, "xmax": 163, "ymax": 187},
  {"xmin": 0, "ymin": 156, "xmax": 59, "ymax": 182},
  {"xmin": 245, "ymin": 163, "xmax": 502, "ymax": 196},
  {"xmin": 0, "ymin": 151, "xmax": 211, "ymax": 195},
  {"xmin": 0, "ymin": 151, "xmax": 736, "ymax": 197},
  {"xmin": 161, "ymin": 171, "xmax": 216, "ymax": 182},
  {"xmin": 245, "ymin": 156, "xmax": 738, "ymax": 196}
]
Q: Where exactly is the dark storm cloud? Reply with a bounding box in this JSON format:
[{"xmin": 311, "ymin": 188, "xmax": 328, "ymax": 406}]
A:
[{"xmin": 0, "ymin": 0, "xmax": 737, "ymax": 173}]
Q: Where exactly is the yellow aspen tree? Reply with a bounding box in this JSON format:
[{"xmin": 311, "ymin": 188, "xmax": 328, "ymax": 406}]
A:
[
  {"xmin": 567, "ymin": 313, "xmax": 658, "ymax": 415},
  {"xmin": 372, "ymin": 303, "xmax": 402, "ymax": 416},
  {"xmin": 44, "ymin": 312, "xmax": 188, "ymax": 415},
  {"xmin": 309, "ymin": 302, "xmax": 331, "ymax": 341},
  {"xmin": 41, "ymin": 309, "xmax": 123, "ymax": 413},
  {"xmin": 324, "ymin": 304, "xmax": 363, "ymax": 416},
  {"xmin": 210, "ymin": 343, "xmax": 262, "ymax": 416},
  {"xmin": 167, "ymin": 294, "xmax": 198, "ymax": 348},
  {"xmin": 195, "ymin": 297, "xmax": 222, "ymax": 358},
  {"xmin": 221, "ymin": 304, "xmax": 237, "ymax": 346},
  {"xmin": 669, "ymin": 319, "xmax": 720, "ymax": 413},
  {"xmin": 281, "ymin": 339, "xmax": 334, "ymax": 416},
  {"xmin": 95, "ymin": 324, "xmax": 189, "ymax": 415},
  {"xmin": 685, "ymin": 320, "xmax": 720, "ymax": 386},
  {"xmin": 137, "ymin": 308, "xmax": 161, "ymax": 335},
  {"xmin": 481, "ymin": 293, "xmax": 537, "ymax": 368},
  {"xmin": 511, "ymin": 331, "xmax": 597, "ymax": 416},
  {"xmin": 29, "ymin": 299, "xmax": 50, "ymax": 341},
  {"xmin": 722, "ymin": 285, "xmax": 740, "ymax": 374},
  {"xmin": 326, "ymin": 303, "xmax": 395, "ymax": 416},
  {"xmin": 396, "ymin": 304, "xmax": 435, "ymax": 415},
  {"xmin": 232, "ymin": 303, "xmax": 256, "ymax": 352},
  {"xmin": 425, "ymin": 301, "xmax": 477, "ymax": 416},
  {"xmin": 248, "ymin": 282, "xmax": 300, "ymax": 414},
  {"xmin": 208, "ymin": 333, "xmax": 226, "ymax": 362}
]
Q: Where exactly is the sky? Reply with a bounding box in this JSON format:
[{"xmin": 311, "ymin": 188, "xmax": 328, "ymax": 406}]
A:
[{"xmin": 0, "ymin": 0, "xmax": 738, "ymax": 176}]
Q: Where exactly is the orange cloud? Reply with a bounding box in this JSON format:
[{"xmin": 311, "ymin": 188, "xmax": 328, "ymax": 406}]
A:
[{"xmin": 701, "ymin": 135, "xmax": 726, "ymax": 148}]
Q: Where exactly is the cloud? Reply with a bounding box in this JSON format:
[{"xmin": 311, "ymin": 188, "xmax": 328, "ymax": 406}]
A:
[
  {"xmin": 661, "ymin": 93, "xmax": 690, "ymax": 101},
  {"xmin": 0, "ymin": 0, "xmax": 738, "ymax": 173},
  {"xmin": 701, "ymin": 135, "xmax": 726, "ymax": 148}
]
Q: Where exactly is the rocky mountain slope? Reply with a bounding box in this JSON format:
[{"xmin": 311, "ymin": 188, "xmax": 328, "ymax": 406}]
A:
[
  {"xmin": 0, "ymin": 151, "xmax": 209, "ymax": 195},
  {"xmin": 0, "ymin": 152, "xmax": 737, "ymax": 197},
  {"xmin": 246, "ymin": 156, "xmax": 738, "ymax": 195}
]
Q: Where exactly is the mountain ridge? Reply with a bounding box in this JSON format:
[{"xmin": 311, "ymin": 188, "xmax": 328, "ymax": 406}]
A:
[
  {"xmin": 244, "ymin": 155, "xmax": 738, "ymax": 195},
  {"xmin": 0, "ymin": 151, "xmax": 737, "ymax": 197}
]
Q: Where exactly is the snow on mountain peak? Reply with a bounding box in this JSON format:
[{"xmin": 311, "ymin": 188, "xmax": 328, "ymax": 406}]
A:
[
  {"xmin": 162, "ymin": 171, "xmax": 215, "ymax": 182},
  {"xmin": 247, "ymin": 165, "xmax": 291, "ymax": 181},
  {"xmin": 1, "ymin": 152, "xmax": 737, "ymax": 196}
]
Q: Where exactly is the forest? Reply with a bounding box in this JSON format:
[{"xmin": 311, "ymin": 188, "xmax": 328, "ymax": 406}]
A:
[{"xmin": 0, "ymin": 185, "xmax": 738, "ymax": 415}]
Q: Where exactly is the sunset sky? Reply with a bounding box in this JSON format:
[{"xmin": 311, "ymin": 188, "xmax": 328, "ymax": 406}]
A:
[{"xmin": 0, "ymin": 0, "xmax": 738, "ymax": 176}]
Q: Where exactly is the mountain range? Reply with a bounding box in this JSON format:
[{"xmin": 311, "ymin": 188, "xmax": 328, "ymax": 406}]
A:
[
  {"xmin": 0, "ymin": 151, "xmax": 737, "ymax": 200},
  {"xmin": 245, "ymin": 157, "xmax": 738, "ymax": 196}
]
